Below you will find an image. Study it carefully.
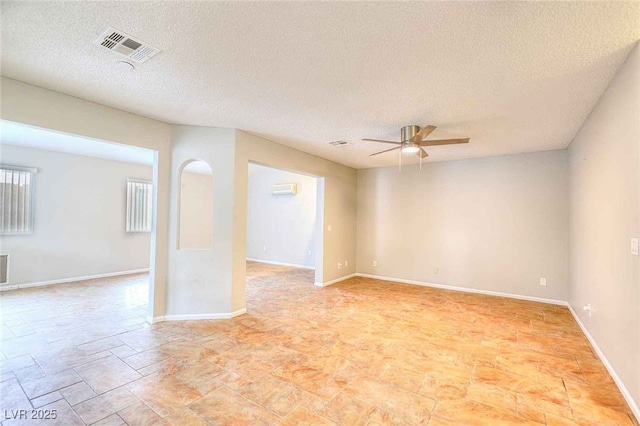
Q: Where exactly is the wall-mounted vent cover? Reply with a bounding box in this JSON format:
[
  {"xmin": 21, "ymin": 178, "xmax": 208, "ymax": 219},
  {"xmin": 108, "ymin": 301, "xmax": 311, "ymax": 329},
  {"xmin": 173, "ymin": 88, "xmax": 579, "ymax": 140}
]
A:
[
  {"xmin": 94, "ymin": 27, "xmax": 160, "ymax": 64},
  {"xmin": 328, "ymin": 140, "xmax": 351, "ymax": 147}
]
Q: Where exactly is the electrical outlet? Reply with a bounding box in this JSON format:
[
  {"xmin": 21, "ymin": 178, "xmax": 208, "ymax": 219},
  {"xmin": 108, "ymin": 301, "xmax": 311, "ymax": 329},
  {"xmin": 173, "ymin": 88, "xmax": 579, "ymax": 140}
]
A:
[
  {"xmin": 263, "ymin": 246, "xmax": 267, "ymax": 252},
  {"xmin": 631, "ymin": 238, "xmax": 639, "ymax": 256},
  {"xmin": 540, "ymin": 277, "xmax": 547, "ymax": 286},
  {"xmin": 308, "ymin": 251, "xmax": 312, "ymax": 256},
  {"xmin": 327, "ymin": 225, "xmax": 332, "ymax": 232},
  {"xmin": 372, "ymin": 260, "xmax": 377, "ymax": 267},
  {"xmin": 434, "ymin": 267, "xmax": 440, "ymax": 274},
  {"xmin": 345, "ymin": 260, "xmax": 348, "ymax": 267},
  {"xmin": 583, "ymin": 304, "xmax": 592, "ymax": 317},
  {"xmin": 337, "ymin": 262, "xmax": 342, "ymax": 269}
]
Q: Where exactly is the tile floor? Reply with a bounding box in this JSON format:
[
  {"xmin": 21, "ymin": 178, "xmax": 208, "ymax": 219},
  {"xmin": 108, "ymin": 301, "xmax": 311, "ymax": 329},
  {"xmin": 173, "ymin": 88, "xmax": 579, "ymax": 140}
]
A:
[{"xmin": 0, "ymin": 261, "xmax": 637, "ymax": 425}]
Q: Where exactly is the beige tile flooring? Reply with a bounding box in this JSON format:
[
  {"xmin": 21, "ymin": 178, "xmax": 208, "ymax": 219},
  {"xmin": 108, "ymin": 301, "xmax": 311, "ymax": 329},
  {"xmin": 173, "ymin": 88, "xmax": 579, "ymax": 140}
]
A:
[{"xmin": 0, "ymin": 261, "xmax": 637, "ymax": 425}]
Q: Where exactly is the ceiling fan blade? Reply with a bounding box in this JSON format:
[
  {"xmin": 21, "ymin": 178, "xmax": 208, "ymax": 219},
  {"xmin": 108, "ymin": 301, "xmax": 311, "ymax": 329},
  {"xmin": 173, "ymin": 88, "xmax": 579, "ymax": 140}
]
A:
[
  {"xmin": 362, "ymin": 138, "xmax": 401, "ymax": 145},
  {"xmin": 416, "ymin": 148, "xmax": 429, "ymax": 158},
  {"xmin": 369, "ymin": 146, "xmax": 402, "ymax": 156},
  {"xmin": 411, "ymin": 125, "xmax": 436, "ymax": 142},
  {"xmin": 420, "ymin": 138, "xmax": 470, "ymax": 147}
]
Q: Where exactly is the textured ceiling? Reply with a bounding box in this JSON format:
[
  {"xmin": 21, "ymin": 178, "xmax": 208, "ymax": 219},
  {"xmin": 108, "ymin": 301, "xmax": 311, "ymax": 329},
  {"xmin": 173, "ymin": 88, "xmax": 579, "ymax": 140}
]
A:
[{"xmin": 1, "ymin": 2, "xmax": 639, "ymax": 169}]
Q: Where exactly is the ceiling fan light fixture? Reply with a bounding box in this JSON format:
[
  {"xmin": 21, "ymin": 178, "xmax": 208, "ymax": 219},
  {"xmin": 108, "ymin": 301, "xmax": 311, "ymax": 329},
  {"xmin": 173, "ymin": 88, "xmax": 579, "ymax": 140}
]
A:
[{"xmin": 401, "ymin": 142, "xmax": 420, "ymax": 154}]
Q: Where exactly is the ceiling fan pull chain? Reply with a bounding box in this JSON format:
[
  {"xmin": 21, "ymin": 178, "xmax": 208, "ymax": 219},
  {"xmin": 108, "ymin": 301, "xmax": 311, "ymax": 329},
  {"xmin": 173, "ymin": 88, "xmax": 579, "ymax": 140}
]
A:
[
  {"xmin": 398, "ymin": 149, "xmax": 402, "ymax": 172},
  {"xmin": 420, "ymin": 152, "xmax": 422, "ymax": 171}
]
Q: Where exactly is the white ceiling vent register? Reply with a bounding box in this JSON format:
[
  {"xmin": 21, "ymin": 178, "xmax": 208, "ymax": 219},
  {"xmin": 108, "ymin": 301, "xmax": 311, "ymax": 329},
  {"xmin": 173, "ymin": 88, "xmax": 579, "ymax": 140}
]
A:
[
  {"xmin": 94, "ymin": 27, "xmax": 160, "ymax": 64},
  {"xmin": 271, "ymin": 183, "xmax": 297, "ymax": 195},
  {"xmin": 328, "ymin": 140, "xmax": 351, "ymax": 147}
]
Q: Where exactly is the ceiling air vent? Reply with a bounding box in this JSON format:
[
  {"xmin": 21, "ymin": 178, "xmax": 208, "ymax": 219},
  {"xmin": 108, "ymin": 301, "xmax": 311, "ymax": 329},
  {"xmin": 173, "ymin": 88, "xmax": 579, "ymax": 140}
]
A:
[
  {"xmin": 94, "ymin": 27, "xmax": 160, "ymax": 64},
  {"xmin": 328, "ymin": 140, "xmax": 351, "ymax": 147}
]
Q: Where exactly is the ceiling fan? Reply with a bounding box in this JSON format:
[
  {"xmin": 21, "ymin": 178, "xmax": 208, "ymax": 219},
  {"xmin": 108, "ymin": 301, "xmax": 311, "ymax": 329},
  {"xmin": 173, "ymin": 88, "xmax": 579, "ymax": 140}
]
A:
[{"xmin": 364, "ymin": 125, "xmax": 469, "ymax": 169}]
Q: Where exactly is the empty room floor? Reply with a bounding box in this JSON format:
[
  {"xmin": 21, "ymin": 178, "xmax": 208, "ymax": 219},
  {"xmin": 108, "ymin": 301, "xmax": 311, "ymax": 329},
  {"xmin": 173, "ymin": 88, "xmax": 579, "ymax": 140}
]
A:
[{"xmin": 0, "ymin": 262, "xmax": 636, "ymax": 426}]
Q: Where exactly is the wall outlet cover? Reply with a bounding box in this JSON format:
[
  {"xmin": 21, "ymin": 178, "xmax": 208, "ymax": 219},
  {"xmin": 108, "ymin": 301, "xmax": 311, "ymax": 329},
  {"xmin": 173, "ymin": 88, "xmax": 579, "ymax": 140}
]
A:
[{"xmin": 631, "ymin": 238, "xmax": 639, "ymax": 256}]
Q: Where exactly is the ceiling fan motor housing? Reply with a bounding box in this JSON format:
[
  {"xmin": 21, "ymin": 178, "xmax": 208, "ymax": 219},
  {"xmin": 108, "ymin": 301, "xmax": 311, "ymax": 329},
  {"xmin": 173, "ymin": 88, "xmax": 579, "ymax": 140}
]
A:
[{"xmin": 401, "ymin": 125, "xmax": 421, "ymax": 143}]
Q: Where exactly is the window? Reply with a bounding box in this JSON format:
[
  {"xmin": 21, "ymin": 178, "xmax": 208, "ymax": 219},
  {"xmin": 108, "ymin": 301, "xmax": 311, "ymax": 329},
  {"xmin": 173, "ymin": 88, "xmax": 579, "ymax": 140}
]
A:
[
  {"xmin": 126, "ymin": 179, "xmax": 153, "ymax": 233},
  {"xmin": 0, "ymin": 166, "xmax": 37, "ymax": 235}
]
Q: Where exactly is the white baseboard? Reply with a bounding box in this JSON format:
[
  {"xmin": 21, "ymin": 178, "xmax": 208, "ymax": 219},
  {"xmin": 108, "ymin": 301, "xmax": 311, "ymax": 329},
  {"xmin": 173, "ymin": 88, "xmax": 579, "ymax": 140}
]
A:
[
  {"xmin": 149, "ymin": 308, "xmax": 247, "ymax": 324},
  {"xmin": 314, "ymin": 273, "xmax": 357, "ymax": 288},
  {"xmin": 247, "ymin": 258, "xmax": 314, "ymax": 270},
  {"xmin": 355, "ymin": 273, "xmax": 567, "ymax": 306},
  {"xmin": 567, "ymin": 305, "xmax": 640, "ymax": 422},
  {"xmin": 0, "ymin": 268, "xmax": 150, "ymax": 292}
]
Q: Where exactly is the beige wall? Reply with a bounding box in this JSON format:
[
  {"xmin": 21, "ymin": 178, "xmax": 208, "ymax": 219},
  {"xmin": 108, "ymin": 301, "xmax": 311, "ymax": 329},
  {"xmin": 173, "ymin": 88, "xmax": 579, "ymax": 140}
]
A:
[
  {"xmin": 0, "ymin": 145, "xmax": 152, "ymax": 286},
  {"xmin": 357, "ymin": 150, "xmax": 569, "ymax": 301},
  {"xmin": 0, "ymin": 77, "xmax": 171, "ymax": 319},
  {"xmin": 179, "ymin": 170, "xmax": 214, "ymax": 250},
  {"xmin": 247, "ymin": 163, "xmax": 317, "ymax": 268},
  {"xmin": 568, "ymin": 43, "xmax": 640, "ymax": 408},
  {"xmin": 0, "ymin": 79, "xmax": 358, "ymax": 320},
  {"xmin": 233, "ymin": 130, "xmax": 358, "ymax": 309}
]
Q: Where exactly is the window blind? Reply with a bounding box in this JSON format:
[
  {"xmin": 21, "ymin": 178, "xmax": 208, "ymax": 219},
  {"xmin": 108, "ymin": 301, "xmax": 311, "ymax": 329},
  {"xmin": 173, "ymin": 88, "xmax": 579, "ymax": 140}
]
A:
[
  {"xmin": 0, "ymin": 167, "xmax": 35, "ymax": 235},
  {"xmin": 126, "ymin": 179, "xmax": 153, "ymax": 233}
]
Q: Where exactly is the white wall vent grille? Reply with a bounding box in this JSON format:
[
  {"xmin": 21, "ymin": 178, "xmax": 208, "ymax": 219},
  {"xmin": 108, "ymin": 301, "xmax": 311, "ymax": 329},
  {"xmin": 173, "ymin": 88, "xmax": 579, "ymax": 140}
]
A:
[{"xmin": 94, "ymin": 27, "xmax": 160, "ymax": 64}]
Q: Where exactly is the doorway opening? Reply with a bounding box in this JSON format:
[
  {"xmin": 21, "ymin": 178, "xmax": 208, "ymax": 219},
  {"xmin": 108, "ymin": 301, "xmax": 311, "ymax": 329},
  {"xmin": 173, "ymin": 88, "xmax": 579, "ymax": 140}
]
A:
[
  {"xmin": 0, "ymin": 120, "xmax": 159, "ymax": 323},
  {"xmin": 245, "ymin": 162, "xmax": 324, "ymax": 297}
]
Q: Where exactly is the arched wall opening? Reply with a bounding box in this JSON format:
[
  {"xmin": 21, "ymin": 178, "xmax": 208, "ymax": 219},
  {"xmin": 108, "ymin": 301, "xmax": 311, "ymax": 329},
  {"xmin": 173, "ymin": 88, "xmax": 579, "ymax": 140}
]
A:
[
  {"xmin": 177, "ymin": 159, "xmax": 213, "ymax": 250},
  {"xmin": 165, "ymin": 125, "xmax": 238, "ymax": 319}
]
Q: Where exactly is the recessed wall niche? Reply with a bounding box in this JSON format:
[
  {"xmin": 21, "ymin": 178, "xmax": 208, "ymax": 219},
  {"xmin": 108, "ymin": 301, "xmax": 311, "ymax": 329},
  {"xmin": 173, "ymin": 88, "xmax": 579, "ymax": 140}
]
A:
[{"xmin": 178, "ymin": 160, "xmax": 213, "ymax": 249}]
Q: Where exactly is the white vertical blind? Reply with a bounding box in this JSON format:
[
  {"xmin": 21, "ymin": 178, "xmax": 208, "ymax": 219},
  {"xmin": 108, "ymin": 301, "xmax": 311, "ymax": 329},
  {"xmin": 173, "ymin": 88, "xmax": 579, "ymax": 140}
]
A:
[
  {"xmin": 126, "ymin": 179, "xmax": 153, "ymax": 232},
  {"xmin": 0, "ymin": 168, "xmax": 35, "ymax": 235}
]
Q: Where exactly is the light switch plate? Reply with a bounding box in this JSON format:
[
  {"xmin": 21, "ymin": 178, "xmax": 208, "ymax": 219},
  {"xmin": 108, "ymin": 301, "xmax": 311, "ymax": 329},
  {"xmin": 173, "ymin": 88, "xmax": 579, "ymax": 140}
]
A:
[{"xmin": 631, "ymin": 238, "xmax": 639, "ymax": 256}]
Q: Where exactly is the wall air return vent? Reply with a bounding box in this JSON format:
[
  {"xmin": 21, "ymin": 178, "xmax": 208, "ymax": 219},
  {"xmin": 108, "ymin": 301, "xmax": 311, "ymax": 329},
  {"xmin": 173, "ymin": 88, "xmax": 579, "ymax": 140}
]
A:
[
  {"xmin": 328, "ymin": 140, "xmax": 351, "ymax": 147},
  {"xmin": 94, "ymin": 27, "xmax": 160, "ymax": 64}
]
